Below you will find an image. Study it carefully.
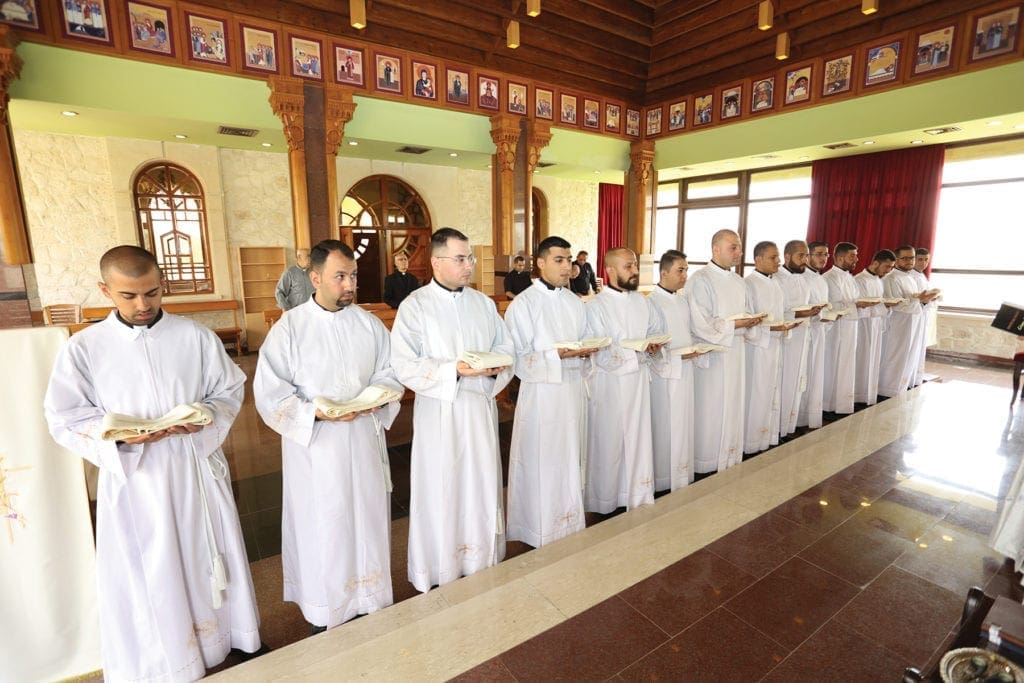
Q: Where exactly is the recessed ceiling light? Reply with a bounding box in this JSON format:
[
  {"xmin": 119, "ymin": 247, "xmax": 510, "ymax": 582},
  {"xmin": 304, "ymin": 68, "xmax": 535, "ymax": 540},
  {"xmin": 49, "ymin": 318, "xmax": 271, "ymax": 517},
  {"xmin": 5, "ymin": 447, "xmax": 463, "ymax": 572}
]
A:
[
  {"xmin": 862, "ymin": 140, "xmax": 875, "ymax": 145},
  {"xmin": 261, "ymin": 142, "xmax": 272, "ymax": 147},
  {"xmin": 593, "ymin": 170, "xmax": 600, "ymax": 174},
  {"xmin": 910, "ymin": 139, "xmax": 924, "ymax": 144},
  {"xmin": 987, "ymin": 120, "xmax": 1003, "ymax": 126},
  {"xmin": 61, "ymin": 110, "xmax": 78, "ymax": 117},
  {"xmin": 348, "ymin": 140, "xmax": 358, "ymax": 146},
  {"xmin": 1015, "ymin": 124, "xmax": 1024, "ymax": 130},
  {"xmin": 174, "ymin": 134, "xmax": 188, "ymax": 139},
  {"xmin": 449, "ymin": 152, "xmax": 458, "ymax": 158},
  {"xmin": 798, "ymin": 155, "xmax": 809, "ymax": 160}
]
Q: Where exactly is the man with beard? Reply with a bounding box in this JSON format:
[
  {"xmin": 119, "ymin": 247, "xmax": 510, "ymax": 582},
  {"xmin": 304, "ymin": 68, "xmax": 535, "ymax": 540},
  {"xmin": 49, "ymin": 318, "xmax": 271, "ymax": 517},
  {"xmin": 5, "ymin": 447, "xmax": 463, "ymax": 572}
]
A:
[
  {"xmin": 879, "ymin": 245, "xmax": 938, "ymax": 397},
  {"xmin": 584, "ymin": 247, "xmax": 664, "ymax": 512},
  {"xmin": 685, "ymin": 230, "xmax": 764, "ymax": 476},
  {"xmin": 390, "ymin": 228, "xmax": 514, "ymax": 592},
  {"xmin": 255, "ymin": 239, "xmax": 404, "ymax": 632},
  {"xmin": 774, "ymin": 240, "xmax": 822, "ymax": 439},
  {"xmin": 797, "ymin": 241, "xmax": 833, "ymax": 429},
  {"xmin": 505, "ymin": 236, "xmax": 594, "ymax": 547},
  {"xmin": 853, "ymin": 250, "xmax": 896, "ymax": 405}
]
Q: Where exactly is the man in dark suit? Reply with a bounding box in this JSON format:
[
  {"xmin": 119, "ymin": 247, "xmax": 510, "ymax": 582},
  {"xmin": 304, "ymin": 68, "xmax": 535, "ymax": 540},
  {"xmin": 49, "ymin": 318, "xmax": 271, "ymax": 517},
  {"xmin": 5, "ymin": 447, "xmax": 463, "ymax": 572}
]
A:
[
  {"xmin": 570, "ymin": 250, "xmax": 598, "ymax": 296},
  {"xmin": 383, "ymin": 251, "xmax": 419, "ymax": 309}
]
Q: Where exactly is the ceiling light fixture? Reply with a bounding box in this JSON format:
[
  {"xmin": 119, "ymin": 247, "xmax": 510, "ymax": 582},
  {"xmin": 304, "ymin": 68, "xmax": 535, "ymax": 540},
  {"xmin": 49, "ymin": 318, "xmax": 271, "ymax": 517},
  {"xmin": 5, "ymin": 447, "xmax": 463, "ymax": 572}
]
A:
[
  {"xmin": 910, "ymin": 139, "xmax": 924, "ymax": 144},
  {"xmin": 987, "ymin": 120, "xmax": 1003, "ymax": 126},
  {"xmin": 775, "ymin": 31, "xmax": 790, "ymax": 60},
  {"xmin": 449, "ymin": 152, "xmax": 458, "ymax": 158},
  {"xmin": 861, "ymin": 0, "xmax": 878, "ymax": 15},
  {"xmin": 507, "ymin": 19, "xmax": 520, "ymax": 49},
  {"xmin": 261, "ymin": 142, "xmax": 272, "ymax": 147},
  {"xmin": 174, "ymin": 134, "xmax": 188, "ymax": 139},
  {"xmin": 862, "ymin": 140, "xmax": 875, "ymax": 145},
  {"xmin": 349, "ymin": 0, "xmax": 366, "ymax": 29},
  {"xmin": 757, "ymin": 1, "xmax": 773, "ymax": 30},
  {"xmin": 61, "ymin": 110, "xmax": 78, "ymax": 117},
  {"xmin": 526, "ymin": 0, "xmax": 541, "ymax": 17},
  {"xmin": 348, "ymin": 140, "xmax": 359, "ymax": 146},
  {"xmin": 798, "ymin": 155, "xmax": 809, "ymax": 160},
  {"xmin": 1015, "ymin": 123, "xmax": 1024, "ymax": 130}
]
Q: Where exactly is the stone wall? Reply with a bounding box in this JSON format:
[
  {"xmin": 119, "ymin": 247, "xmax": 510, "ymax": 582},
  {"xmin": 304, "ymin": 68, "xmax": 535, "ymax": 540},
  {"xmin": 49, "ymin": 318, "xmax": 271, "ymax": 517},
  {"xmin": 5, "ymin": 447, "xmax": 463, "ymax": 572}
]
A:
[
  {"xmin": 935, "ymin": 313, "xmax": 1024, "ymax": 361},
  {"xmin": 532, "ymin": 175, "xmax": 599, "ymax": 260}
]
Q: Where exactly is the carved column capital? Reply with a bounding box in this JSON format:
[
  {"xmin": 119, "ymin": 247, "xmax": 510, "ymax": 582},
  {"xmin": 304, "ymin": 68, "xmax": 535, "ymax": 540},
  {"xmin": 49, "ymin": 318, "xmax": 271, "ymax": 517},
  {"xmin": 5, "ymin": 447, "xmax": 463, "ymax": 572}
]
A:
[
  {"xmin": 267, "ymin": 75, "xmax": 306, "ymax": 152},
  {"xmin": 324, "ymin": 84, "xmax": 357, "ymax": 155},
  {"xmin": 629, "ymin": 140, "xmax": 655, "ymax": 185},
  {"xmin": 0, "ymin": 27, "xmax": 23, "ymax": 124},
  {"xmin": 525, "ymin": 119, "xmax": 552, "ymax": 175},
  {"xmin": 489, "ymin": 114, "xmax": 521, "ymax": 172}
]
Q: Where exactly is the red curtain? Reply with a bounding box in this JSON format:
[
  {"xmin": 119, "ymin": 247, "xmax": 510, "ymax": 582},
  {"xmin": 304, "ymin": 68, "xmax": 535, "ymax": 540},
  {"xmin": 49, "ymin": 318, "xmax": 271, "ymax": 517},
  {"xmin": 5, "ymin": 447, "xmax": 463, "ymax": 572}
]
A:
[
  {"xmin": 806, "ymin": 145, "xmax": 944, "ymax": 275},
  {"xmin": 596, "ymin": 182, "xmax": 624, "ymax": 277}
]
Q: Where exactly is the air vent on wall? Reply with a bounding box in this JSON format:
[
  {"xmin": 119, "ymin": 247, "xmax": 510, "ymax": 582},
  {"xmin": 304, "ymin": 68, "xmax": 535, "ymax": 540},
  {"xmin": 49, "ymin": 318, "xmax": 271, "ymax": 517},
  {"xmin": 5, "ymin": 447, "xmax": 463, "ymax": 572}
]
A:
[
  {"xmin": 217, "ymin": 125, "xmax": 259, "ymax": 137},
  {"xmin": 397, "ymin": 145, "xmax": 431, "ymax": 155},
  {"xmin": 823, "ymin": 142, "xmax": 857, "ymax": 150},
  {"xmin": 924, "ymin": 126, "xmax": 962, "ymax": 135}
]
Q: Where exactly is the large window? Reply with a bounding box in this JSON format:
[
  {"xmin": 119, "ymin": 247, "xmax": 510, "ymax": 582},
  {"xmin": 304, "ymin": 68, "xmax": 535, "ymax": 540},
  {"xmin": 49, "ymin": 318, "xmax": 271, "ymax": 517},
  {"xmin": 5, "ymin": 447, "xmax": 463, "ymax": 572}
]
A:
[
  {"xmin": 931, "ymin": 138, "xmax": 1024, "ymax": 313},
  {"xmin": 133, "ymin": 163, "xmax": 213, "ymax": 295},
  {"xmin": 655, "ymin": 165, "xmax": 811, "ymax": 277}
]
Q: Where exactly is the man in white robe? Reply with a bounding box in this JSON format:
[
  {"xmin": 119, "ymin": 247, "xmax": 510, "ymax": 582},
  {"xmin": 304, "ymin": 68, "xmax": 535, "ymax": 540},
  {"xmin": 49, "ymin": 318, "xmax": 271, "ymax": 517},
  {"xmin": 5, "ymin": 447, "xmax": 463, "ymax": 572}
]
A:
[
  {"xmin": 649, "ymin": 250, "xmax": 704, "ymax": 491},
  {"xmin": 391, "ymin": 228, "xmax": 514, "ymax": 592},
  {"xmin": 879, "ymin": 245, "xmax": 936, "ymax": 397},
  {"xmin": 505, "ymin": 236, "xmax": 592, "ymax": 547},
  {"xmin": 911, "ymin": 247, "xmax": 939, "ymax": 386},
  {"xmin": 584, "ymin": 247, "xmax": 665, "ymax": 512},
  {"xmin": 797, "ymin": 242, "xmax": 832, "ymax": 429},
  {"xmin": 685, "ymin": 230, "xmax": 764, "ymax": 475},
  {"xmin": 775, "ymin": 241, "xmax": 821, "ymax": 438},
  {"xmin": 822, "ymin": 242, "xmax": 877, "ymax": 415},
  {"xmin": 744, "ymin": 242, "xmax": 797, "ymax": 455},
  {"xmin": 853, "ymin": 250, "xmax": 896, "ymax": 405},
  {"xmin": 44, "ymin": 246, "xmax": 261, "ymax": 682},
  {"xmin": 254, "ymin": 240, "xmax": 403, "ymax": 632}
]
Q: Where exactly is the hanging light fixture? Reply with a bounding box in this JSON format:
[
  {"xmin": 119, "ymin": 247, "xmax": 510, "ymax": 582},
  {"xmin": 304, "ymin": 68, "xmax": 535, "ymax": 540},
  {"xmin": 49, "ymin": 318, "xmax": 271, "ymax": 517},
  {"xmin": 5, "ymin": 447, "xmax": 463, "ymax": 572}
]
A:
[
  {"xmin": 350, "ymin": 0, "xmax": 366, "ymax": 29},
  {"xmin": 757, "ymin": 1, "xmax": 773, "ymax": 30},
  {"xmin": 861, "ymin": 0, "xmax": 879, "ymax": 15},
  {"xmin": 507, "ymin": 19, "xmax": 520, "ymax": 49},
  {"xmin": 775, "ymin": 31, "xmax": 790, "ymax": 60},
  {"xmin": 527, "ymin": 0, "xmax": 541, "ymax": 17}
]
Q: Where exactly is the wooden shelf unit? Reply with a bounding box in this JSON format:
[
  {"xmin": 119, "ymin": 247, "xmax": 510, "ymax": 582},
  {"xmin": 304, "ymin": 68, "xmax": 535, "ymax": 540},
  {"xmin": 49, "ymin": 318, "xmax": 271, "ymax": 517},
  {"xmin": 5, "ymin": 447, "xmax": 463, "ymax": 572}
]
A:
[{"xmin": 238, "ymin": 246, "xmax": 286, "ymax": 350}]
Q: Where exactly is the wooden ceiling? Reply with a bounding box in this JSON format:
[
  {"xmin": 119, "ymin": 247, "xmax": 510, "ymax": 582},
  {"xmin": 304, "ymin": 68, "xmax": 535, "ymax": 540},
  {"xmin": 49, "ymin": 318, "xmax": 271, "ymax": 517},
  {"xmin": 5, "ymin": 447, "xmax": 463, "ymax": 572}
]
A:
[{"xmin": 197, "ymin": 0, "xmax": 995, "ymax": 104}]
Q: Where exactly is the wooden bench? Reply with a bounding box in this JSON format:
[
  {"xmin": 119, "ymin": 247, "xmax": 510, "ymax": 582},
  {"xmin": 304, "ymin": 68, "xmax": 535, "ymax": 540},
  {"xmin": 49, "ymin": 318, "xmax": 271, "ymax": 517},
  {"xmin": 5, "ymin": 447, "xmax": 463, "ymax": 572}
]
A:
[{"xmin": 83, "ymin": 300, "xmax": 244, "ymax": 357}]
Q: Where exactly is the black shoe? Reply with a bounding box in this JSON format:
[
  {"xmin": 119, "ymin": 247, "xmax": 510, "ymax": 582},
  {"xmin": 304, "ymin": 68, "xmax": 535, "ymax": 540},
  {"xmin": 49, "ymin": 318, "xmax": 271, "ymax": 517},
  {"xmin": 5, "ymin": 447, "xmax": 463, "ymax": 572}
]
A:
[
  {"xmin": 231, "ymin": 644, "xmax": 271, "ymax": 661},
  {"xmin": 310, "ymin": 623, "xmax": 327, "ymax": 635}
]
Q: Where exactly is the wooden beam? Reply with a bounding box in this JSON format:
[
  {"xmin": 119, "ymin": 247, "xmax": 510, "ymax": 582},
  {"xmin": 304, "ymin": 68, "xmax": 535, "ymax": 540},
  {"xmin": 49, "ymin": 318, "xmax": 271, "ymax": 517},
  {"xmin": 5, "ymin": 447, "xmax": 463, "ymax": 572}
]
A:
[
  {"xmin": 523, "ymin": 0, "xmax": 653, "ymax": 44},
  {"xmin": 577, "ymin": 0, "xmax": 656, "ymax": 27},
  {"xmin": 652, "ymin": 0, "xmax": 759, "ymax": 46}
]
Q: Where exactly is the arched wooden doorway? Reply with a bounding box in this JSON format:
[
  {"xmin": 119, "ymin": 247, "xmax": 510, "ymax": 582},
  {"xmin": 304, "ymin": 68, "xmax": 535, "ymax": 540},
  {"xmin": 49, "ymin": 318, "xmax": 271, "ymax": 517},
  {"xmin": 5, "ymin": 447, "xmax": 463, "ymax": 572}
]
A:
[
  {"xmin": 531, "ymin": 187, "xmax": 548, "ymax": 258},
  {"xmin": 339, "ymin": 175, "xmax": 432, "ymax": 303}
]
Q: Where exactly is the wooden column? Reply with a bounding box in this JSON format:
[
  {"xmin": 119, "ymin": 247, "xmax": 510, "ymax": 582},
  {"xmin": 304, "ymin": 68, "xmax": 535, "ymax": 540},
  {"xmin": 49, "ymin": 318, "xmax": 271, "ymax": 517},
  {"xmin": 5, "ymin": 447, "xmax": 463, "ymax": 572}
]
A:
[
  {"xmin": 0, "ymin": 26, "xmax": 30, "ymax": 265},
  {"xmin": 524, "ymin": 119, "xmax": 551, "ymax": 255},
  {"xmin": 324, "ymin": 84, "xmax": 357, "ymax": 240},
  {"xmin": 267, "ymin": 76, "xmax": 310, "ymax": 250},
  {"xmin": 489, "ymin": 114, "xmax": 521, "ymax": 257},
  {"xmin": 624, "ymin": 140, "xmax": 656, "ymax": 256}
]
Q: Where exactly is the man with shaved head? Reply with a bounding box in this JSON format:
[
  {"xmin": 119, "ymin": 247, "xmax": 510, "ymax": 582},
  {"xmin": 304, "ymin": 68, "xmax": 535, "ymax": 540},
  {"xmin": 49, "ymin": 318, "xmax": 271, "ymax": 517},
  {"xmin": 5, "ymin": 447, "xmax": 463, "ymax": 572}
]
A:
[
  {"xmin": 583, "ymin": 247, "xmax": 664, "ymax": 512},
  {"xmin": 45, "ymin": 245, "xmax": 262, "ymax": 681},
  {"xmin": 276, "ymin": 247, "xmax": 315, "ymax": 310},
  {"xmin": 685, "ymin": 229, "xmax": 764, "ymax": 475}
]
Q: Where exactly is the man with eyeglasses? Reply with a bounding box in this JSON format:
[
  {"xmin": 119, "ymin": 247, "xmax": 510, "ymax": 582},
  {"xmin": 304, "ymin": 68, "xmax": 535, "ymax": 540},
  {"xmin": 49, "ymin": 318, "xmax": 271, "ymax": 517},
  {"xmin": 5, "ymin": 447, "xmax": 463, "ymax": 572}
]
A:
[
  {"xmin": 879, "ymin": 245, "xmax": 938, "ymax": 397},
  {"xmin": 797, "ymin": 241, "xmax": 833, "ymax": 429},
  {"xmin": 391, "ymin": 227, "xmax": 514, "ymax": 592},
  {"xmin": 255, "ymin": 239, "xmax": 404, "ymax": 633}
]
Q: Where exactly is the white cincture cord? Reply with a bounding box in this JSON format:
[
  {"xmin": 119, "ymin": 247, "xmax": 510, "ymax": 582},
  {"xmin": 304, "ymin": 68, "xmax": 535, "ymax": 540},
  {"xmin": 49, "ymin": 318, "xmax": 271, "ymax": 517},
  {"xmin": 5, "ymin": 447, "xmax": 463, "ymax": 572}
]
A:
[
  {"xmin": 372, "ymin": 413, "xmax": 393, "ymax": 493},
  {"xmin": 188, "ymin": 436, "xmax": 228, "ymax": 609}
]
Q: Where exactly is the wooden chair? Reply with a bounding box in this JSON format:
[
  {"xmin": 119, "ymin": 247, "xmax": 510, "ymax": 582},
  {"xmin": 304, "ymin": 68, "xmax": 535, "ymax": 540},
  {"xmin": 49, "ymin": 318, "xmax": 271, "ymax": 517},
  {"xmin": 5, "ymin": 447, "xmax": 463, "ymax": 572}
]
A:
[
  {"xmin": 359, "ymin": 302, "xmax": 392, "ymax": 312},
  {"xmin": 264, "ymin": 308, "xmax": 283, "ymax": 329},
  {"xmin": 43, "ymin": 304, "xmax": 82, "ymax": 325}
]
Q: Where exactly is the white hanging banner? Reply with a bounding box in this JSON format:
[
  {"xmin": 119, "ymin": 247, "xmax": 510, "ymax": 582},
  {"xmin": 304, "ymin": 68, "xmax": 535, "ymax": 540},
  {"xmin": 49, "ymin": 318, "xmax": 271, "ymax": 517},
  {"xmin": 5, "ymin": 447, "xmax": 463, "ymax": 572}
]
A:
[{"xmin": 0, "ymin": 327, "xmax": 102, "ymax": 680}]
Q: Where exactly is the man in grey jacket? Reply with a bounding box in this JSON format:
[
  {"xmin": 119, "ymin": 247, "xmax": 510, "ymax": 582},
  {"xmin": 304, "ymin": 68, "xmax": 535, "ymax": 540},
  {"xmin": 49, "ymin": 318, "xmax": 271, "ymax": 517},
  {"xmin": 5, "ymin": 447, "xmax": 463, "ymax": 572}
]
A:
[{"xmin": 275, "ymin": 248, "xmax": 315, "ymax": 310}]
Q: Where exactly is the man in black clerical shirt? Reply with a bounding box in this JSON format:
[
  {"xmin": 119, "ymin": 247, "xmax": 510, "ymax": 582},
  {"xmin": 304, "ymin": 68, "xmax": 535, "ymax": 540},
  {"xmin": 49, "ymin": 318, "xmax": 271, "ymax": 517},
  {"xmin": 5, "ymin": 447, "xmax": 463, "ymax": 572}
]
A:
[
  {"xmin": 503, "ymin": 255, "xmax": 533, "ymax": 300},
  {"xmin": 570, "ymin": 250, "xmax": 598, "ymax": 296},
  {"xmin": 383, "ymin": 252, "xmax": 419, "ymax": 309}
]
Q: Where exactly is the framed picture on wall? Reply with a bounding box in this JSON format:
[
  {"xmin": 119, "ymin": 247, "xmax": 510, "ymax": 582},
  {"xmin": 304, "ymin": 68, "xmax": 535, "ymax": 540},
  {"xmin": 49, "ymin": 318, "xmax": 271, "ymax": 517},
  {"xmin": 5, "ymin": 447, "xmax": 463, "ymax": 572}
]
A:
[
  {"xmin": 913, "ymin": 25, "xmax": 955, "ymax": 75},
  {"xmin": 126, "ymin": 1, "xmax": 174, "ymax": 56},
  {"xmin": 478, "ymin": 74, "xmax": 499, "ymax": 110},
  {"xmin": 185, "ymin": 12, "xmax": 228, "ymax": 66},
  {"xmin": 784, "ymin": 65, "xmax": 812, "ymax": 104},
  {"xmin": 411, "ymin": 60, "xmax": 437, "ymax": 99},
  {"xmin": 535, "ymin": 87, "xmax": 554, "ymax": 119},
  {"xmin": 290, "ymin": 35, "xmax": 323, "ymax": 80},
  {"xmin": 970, "ymin": 7, "xmax": 1019, "ymax": 62},
  {"xmin": 720, "ymin": 84, "xmax": 742, "ymax": 120},
  {"xmin": 334, "ymin": 44, "xmax": 365, "ymax": 87},
  {"xmin": 822, "ymin": 54, "xmax": 853, "ymax": 96},
  {"xmin": 446, "ymin": 67, "xmax": 470, "ymax": 105},
  {"xmin": 750, "ymin": 77, "xmax": 774, "ymax": 112},
  {"xmin": 864, "ymin": 39, "xmax": 901, "ymax": 86},
  {"xmin": 668, "ymin": 100, "xmax": 686, "ymax": 130},
  {"xmin": 60, "ymin": 0, "xmax": 111, "ymax": 43},
  {"xmin": 583, "ymin": 98, "xmax": 600, "ymax": 129},
  {"xmin": 0, "ymin": 0, "xmax": 42, "ymax": 33},
  {"xmin": 374, "ymin": 52, "xmax": 402, "ymax": 94},
  {"xmin": 508, "ymin": 82, "xmax": 527, "ymax": 114},
  {"xmin": 559, "ymin": 93, "xmax": 577, "ymax": 124},
  {"xmin": 240, "ymin": 24, "xmax": 278, "ymax": 73},
  {"xmin": 693, "ymin": 93, "xmax": 713, "ymax": 125},
  {"xmin": 604, "ymin": 102, "xmax": 620, "ymax": 132},
  {"xmin": 625, "ymin": 108, "xmax": 640, "ymax": 137},
  {"xmin": 645, "ymin": 106, "xmax": 662, "ymax": 136}
]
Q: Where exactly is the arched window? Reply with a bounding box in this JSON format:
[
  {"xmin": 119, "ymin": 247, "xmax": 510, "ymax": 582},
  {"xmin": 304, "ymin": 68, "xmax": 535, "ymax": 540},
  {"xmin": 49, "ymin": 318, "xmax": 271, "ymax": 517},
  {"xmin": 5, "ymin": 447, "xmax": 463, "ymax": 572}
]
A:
[
  {"xmin": 340, "ymin": 175, "xmax": 432, "ymax": 303},
  {"xmin": 133, "ymin": 162, "xmax": 214, "ymax": 295}
]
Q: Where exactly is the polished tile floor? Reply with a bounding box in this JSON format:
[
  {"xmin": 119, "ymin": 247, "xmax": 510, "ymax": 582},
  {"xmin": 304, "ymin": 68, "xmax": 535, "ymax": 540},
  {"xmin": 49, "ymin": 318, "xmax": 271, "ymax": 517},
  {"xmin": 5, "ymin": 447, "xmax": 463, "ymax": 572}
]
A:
[{"xmin": 211, "ymin": 356, "xmax": 1024, "ymax": 680}]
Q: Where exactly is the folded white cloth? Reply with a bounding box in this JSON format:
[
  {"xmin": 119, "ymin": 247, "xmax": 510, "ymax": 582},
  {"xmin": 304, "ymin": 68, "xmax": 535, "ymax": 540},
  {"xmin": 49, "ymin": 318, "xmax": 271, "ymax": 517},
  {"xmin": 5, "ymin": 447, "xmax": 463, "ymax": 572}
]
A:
[
  {"xmin": 620, "ymin": 334, "xmax": 672, "ymax": 352},
  {"xmin": 553, "ymin": 336, "xmax": 611, "ymax": 350},
  {"xmin": 101, "ymin": 403, "xmax": 213, "ymax": 441},
  {"xmin": 313, "ymin": 385, "xmax": 403, "ymax": 418},
  {"xmin": 458, "ymin": 350, "xmax": 514, "ymax": 370}
]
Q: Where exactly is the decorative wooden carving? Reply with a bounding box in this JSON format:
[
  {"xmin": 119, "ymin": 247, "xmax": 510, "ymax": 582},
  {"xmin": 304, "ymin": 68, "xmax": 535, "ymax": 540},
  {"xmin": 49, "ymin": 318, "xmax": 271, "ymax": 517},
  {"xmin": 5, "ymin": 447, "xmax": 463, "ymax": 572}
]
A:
[
  {"xmin": 0, "ymin": 26, "xmax": 31, "ymax": 265},
  {"xmin": 625, "ymin": 139, "xmax": 655, "ymax": 257},
  {"xmin": 525, "ymin": 119, "xmax": 552, "ymax": 175},
  {"xmin": 267, "ymin": 75, "xmax": 311, "ymax": 249},
  {"xmin": 324, "ymin": 84, "xmax": 357, "ymax": 240},
  {"xmin": 489, "ymin": 114, "xmax": 521, "ymax": 255}
]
